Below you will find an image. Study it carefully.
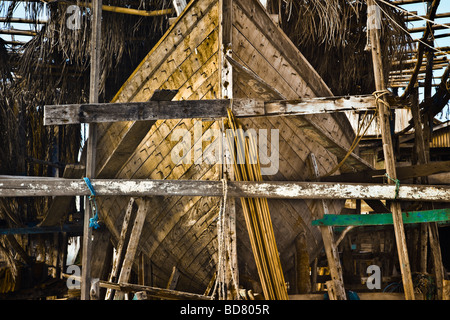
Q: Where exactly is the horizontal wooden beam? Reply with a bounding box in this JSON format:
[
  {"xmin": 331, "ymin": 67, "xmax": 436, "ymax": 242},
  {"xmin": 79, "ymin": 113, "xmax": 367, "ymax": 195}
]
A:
[
  {"xmin": 312, "ymin": 208, "xmax": 450, "ymax": 227},
  {"xmin": 0, "ymin": 223, "xmax": 83, "ymax": 235},
  {"xmin": 44, "ymin": 95, "xmax": 408, "ymax": 125},
  {"xmin": 44, "ymin": 99, "xmax": 230, "ymax": 125},
  {"xmin": 0, "ymin": 178, "xmax": 449, "ymax": 202},
  {"xmin": 97, "ymin": 280, "xmax": 210, "ymax": 300}
]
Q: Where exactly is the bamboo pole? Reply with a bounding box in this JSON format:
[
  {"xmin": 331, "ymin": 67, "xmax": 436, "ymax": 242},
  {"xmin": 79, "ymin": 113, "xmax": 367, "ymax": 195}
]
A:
[
  {"xmin": 226, "ymin": 110, "xmax": 288, "ymax": 300},
  {"xmin": 58, "ymin": 1, "xmax": 173, "ymax": 17},
  {"xmin": 367, "ymin": 0, "xmax": 415, "ymax": 300}
]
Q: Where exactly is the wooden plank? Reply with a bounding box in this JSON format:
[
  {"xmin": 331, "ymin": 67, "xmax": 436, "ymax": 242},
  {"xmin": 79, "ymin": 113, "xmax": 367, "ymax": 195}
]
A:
[
  {"xmin": 44, "ymin": 99, "xmax": 229, "ymax": 125},
  {"xmin": 233, "ymin": 0, "xmax": 332, "ymax": 97},
  {"xmin": 226, "ymin": 55, "xmax": 285, "ymax": 100},
  {"xmin": 367, "ymin": 0, "xmax": 414, "ymax": 300},
  {"xmin": 308, "ymin": 153, "xmax": 346, "ymax": 300},
  {"xmin": 105, "ymin": 197, "xmax": 137, "ymax": 300},
  {"xmin": 1, "ymin": 178, "xmax": 450, "ymax": 201},
  {"xmin": 96, "ymin": 90, "xmax": 178, "ymax": 178},
  {"xmin": 44, "ymin": 95, "xmax": 401, "ymax": 125},
  {"xmin": 81, "ymin": 0, "xmax": 102, "ymax": 301},
  {"xmin": 0, "ymin": 223, "xmax": 83, "ymax": 235},
  {"xmin": 115, "ymin": 198, "xmax": 150, "ymax": 300},
  {"xmin": 312, "ymin": 208, "xmax": 450, "ymax": 227},
  {"xmin": 38, "ymin": 164, "xmax": 85, "ymax": 226},
  {"xmin": 166, "ymin": 266, "xmax": 180, "ymax": 290},
  {"xmin": 219, "ymin": 0, "xmax": 233, "ymax": 99},
  {"xmin": 98, "ymin": 280, "xmax": 210, "ymax": 300}
]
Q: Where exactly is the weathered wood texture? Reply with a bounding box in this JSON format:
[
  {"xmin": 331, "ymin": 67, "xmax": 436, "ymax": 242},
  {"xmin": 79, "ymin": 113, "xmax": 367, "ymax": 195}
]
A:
[
  {"xmin": 93, "ymin": 0, "xmax": 222, "ymax": 293},
  {"xmin": 76, "ymin": 0, "xmax": 376, "ymax": 294},
  {"xmin": 44, "ymin": 95, "xmax": 398, "ymax": 125},
  {"xmin": 98, "ymin": 280, "xmax": 211, "ymax": 300},
  {"xmin": 2, "ymin": 178, "xmax": 449, "ymax": 201},
  {"xmin": 82, "ymin": 0, "xmax": 102, "ymax": 301},
  {"xmin": 38, "ymin": 164, "xmax": 85, "ymax": 226}
]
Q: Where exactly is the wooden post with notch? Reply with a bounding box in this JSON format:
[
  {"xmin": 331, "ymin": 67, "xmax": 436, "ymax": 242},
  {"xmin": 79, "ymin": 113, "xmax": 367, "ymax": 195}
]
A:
[
  {"xmin": 367, "ymin": 0, "xmax": 415, "ymax": 300},
  {"xmin": 220, "ymin": 0, "xmax": 239, "ymax": 300},
  {"xmin": 81, "ymin": 0, "xmax": 102, "ymax": 300},
  {"xmin": 308, "ymin": 153, "xmax": 346, "ymax": 300}
]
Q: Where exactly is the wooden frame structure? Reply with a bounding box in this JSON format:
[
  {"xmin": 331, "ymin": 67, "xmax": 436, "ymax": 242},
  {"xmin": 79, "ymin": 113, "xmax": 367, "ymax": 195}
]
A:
[{"xmin": 2, "ymin": 0, "xmax": 450, "ymax": 301}]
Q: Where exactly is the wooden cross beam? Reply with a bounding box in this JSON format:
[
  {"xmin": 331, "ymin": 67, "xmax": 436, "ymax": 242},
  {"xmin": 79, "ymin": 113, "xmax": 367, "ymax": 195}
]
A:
[
  {"xmin": 43, "ymin": 95, "xmax": 408, "ymax": 125},
  {"xmin": 1, "ymin": 177, "xmax": 449, "ymax": 202},
  {"xmin": 312, "ymin": 208, "xmax": 450, "ymax": 227}
]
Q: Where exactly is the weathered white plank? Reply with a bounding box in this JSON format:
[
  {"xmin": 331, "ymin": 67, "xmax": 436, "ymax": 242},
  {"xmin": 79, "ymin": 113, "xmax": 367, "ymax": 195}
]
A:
[
  {"xmin": 44, "ymin": 96, "xmax": 405, "ymax": 125},
  {"xmin": 0, "ymin": 178, "xmax": 449, "ymax": 201}
]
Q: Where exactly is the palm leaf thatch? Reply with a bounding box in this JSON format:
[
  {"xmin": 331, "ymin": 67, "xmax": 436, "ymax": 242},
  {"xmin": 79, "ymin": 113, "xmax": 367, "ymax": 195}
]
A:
[{"xmin": 268, "ymin": 0, "xmax": 412, "ymax": 96}]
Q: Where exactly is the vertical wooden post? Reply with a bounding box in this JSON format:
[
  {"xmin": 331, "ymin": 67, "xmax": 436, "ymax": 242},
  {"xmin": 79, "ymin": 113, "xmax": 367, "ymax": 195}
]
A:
[
  {"xmin": 295, "ymin": 233, "xmax": 311, "ymax": 294},
  {"xmin": 367, "ymin": 0, "xmax": 415, "ymax": 300},
  {"xmin": 219, "ymin": 0, "xmax": 233, "ymax": 100},
  {"xmin": 308, "ymin": 153, "xmax": 346, "ymax": 300},
  {"xmin": 220, "ymin": 0, "xmax": 238, "ymax": 300},
  {"xmin": 81, "ymin": 0, "xmax": 102, "ymax": 300},
  {"xmin": 422, "ymin": 1, "xmax": 445, "ymax": 300},
  {"xmin": 105, "ymin": 197, "xmax": 137, "ymax": 299}
]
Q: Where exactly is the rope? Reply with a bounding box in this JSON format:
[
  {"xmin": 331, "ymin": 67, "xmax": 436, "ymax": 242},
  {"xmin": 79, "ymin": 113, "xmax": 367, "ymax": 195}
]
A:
[
  {"xmin": 385, "ymin": 173, "xmax": 401, "ymax": 200},
  {"xmin": 321, "ymin": 91, "xmax": 383, "ymax": 178},
  {"xmin": 211, "ymin": 178, "xmax": 230, "ymax": 300},
  {"xmin": 83, "ymin": 177, "xmax": 101, "ymax": 229}
]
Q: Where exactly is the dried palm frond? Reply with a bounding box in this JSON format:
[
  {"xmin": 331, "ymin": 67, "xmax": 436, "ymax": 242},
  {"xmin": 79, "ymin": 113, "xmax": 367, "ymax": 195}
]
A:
[{"xmin": 268, "ymin": 0, "xmax": 413, "ymax": 96}]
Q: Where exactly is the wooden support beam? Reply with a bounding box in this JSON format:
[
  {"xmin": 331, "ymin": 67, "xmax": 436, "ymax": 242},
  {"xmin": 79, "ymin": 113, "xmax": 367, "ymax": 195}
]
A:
[
  {"xmin": 95, "ymin": 89, "xmax": 178, "ymax": 179},
  {"xmin": 166, "ymin": 266, "xmax": 180, "ymax": 290},
  {"xmin": 312, "ymin": 208, "xmax": 450, "ymax": 227},
  {"xmin": 368, "ymin": 0, "xmax": 415, "ymax": 300},
  {"xmin": 44, "ymin": 95, "xmax": 409, "ymax": 125},
  {"xmin": 105, "ymin": 197, "xmax": 137, "ymax": 300},
  {"xmin": 0, "ymin": 223, "xmax": 83, "ymax": 235},
  {"xmin": 98, "ymin": 280, "xmax": 210, "ymax": 300},
  {"xmin": 1, "ymin": 178, "xmax": 450, "ymax": 201},
  {"xmin": 308, "ymin": 153, "xmax": 346, "ymax": 300},
  {"xmin": 38, "ymin": 164, "xmax": 85, "ymax": 227},
  {"xmin": 114, "ymin": 198, "xmax": 150, "ymax": 300},
  {"xmin": 81, "ymin": 0, "xmax": 101, "ymax": 301}
]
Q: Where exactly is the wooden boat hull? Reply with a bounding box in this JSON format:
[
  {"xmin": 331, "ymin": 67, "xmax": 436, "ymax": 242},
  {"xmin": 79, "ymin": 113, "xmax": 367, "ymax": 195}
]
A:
[{"xmin": 94, "ymin": 0, "xmax": 372, "ymax": 294}]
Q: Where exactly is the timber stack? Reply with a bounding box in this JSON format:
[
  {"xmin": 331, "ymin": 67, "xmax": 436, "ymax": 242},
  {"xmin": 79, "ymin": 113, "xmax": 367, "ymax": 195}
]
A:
[{"xmin": 0, "ymin": 0, "xmax": 450, "ymax": 302}]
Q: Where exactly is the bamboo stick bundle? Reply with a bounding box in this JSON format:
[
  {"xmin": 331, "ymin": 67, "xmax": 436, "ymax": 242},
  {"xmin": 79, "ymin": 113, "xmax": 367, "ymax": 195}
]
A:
[{"xmin": 225, "ymin": 110, "xmax": 288, "ymax": 300}]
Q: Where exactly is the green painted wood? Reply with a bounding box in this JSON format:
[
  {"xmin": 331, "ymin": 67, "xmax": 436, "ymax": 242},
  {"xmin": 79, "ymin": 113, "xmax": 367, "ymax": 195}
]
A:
[{"xmin": 311, "ymin": 208, "xmax": 450, "ymax": 227}]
